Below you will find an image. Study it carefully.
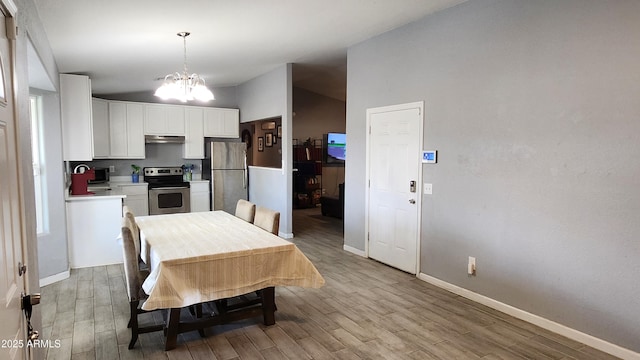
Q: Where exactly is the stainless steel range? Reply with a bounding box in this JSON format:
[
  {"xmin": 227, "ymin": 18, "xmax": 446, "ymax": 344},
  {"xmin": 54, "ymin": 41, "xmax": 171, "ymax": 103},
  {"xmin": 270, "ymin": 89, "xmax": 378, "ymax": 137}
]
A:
[{"xmin": 144, "ymin": 167, "xmax": 191, "ymax": 215}]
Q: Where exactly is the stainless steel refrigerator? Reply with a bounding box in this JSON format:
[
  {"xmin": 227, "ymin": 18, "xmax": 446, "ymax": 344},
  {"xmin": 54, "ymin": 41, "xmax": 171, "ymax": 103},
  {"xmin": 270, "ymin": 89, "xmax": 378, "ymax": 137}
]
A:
[{"xmin": 202, "ymin": 141, "xmax": 248, "ymax": 214}]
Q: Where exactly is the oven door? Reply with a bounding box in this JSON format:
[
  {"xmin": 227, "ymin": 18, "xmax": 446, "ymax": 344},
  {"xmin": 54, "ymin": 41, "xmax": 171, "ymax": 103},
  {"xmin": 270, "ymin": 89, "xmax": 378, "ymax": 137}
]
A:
[{"xmin": 149, "ymin": 186, "xmax": 191, "ymax": 215}]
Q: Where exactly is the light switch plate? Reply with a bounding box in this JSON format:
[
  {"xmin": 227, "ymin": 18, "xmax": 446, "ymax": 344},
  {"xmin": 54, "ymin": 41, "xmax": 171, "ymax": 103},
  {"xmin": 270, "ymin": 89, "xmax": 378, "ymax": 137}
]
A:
[{"xmin": 424, "ymin": 183, "xmax": 432, "ymax": 194}]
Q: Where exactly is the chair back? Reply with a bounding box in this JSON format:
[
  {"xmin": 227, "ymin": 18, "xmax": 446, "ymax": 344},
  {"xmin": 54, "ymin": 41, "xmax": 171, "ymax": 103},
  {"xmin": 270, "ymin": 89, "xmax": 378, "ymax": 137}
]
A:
[
  {"xmin": 235, "ymin": 199, "xmax": 256, "ymax": 223},
  {"xmin": 121, "ymin": 216, "xmax": 144, "ymax": 301},
  {"xmin": 254, "ymin": 206, "xmax": 280, "ymax": 235},
  {"xmin": 122, "ymin": 206, "xmax": 141, "ymax": 258}
]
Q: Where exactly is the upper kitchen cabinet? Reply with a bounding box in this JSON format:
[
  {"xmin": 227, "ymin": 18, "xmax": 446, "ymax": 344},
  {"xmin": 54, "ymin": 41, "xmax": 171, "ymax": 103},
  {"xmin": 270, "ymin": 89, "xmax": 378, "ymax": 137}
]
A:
[
  {"xmin": 144, "ymin": 104, "xmax": 185, "ymax": 135},
  {"xmin": 184, "ymin": 107, "xmax": 204, "ymax": 159},
  {"xmin": 92, "ymin": 98, "xmax": 110, "ymax": 158},
  {"xmin": 109, "ymin": 101, "xmax": 145, "ymax": 159},
  {"xmin": 60, "ymin": 74, "xmax": 93, "ymax": 161},
  {"xmin": 203, "ymin": 108, "xmax": 239, "ymax": 138}
]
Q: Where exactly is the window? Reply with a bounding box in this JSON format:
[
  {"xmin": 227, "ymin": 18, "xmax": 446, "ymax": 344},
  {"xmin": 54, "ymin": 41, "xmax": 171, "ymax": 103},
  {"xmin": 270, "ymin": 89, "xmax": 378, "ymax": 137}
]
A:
[{"xmin": 30, "ymin": 95, "xmax": 47, "ymax": 235}]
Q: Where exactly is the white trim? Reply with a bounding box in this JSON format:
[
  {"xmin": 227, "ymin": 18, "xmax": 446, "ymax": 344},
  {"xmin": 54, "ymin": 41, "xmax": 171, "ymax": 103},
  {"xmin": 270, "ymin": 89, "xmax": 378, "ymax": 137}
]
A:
[
  {"xmin": 279, "ymin": 231, "xmax": 293, "ymax": 239},
  {"xmin": 0, "ymin": 0, "xmax": 17, "ymax": 17},
  {"xmin": 39, "ymin": 270, "xmax": 70, "ymax": 287},
  {"xmin": 418, "ymin": 273, "xmax": 640, "ymax": 360},
  {"xmin": 364, "ymin": 101, "xmax": 424, "ymax": 274},
  {"xmin": 343, "ymin": 244, "xmax": 366, "ymax": 257}
]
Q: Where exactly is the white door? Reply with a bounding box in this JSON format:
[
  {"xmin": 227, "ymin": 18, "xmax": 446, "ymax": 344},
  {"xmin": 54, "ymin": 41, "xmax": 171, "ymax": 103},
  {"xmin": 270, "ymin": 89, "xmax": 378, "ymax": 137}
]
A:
[
  {"xmin": 367, "ymin": 102, "xmax": 423, "ymax": 274},
  {"xmin": 0, "ymin": 7, "xmax": 29, "ymax": 360}
]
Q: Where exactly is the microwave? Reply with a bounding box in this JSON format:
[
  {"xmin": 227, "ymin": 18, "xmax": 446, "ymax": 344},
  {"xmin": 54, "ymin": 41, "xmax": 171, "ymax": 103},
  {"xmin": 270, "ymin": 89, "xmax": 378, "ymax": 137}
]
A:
[{"xmin": 88, "ymin": 167, "xmax": 110, "ymax": 184}]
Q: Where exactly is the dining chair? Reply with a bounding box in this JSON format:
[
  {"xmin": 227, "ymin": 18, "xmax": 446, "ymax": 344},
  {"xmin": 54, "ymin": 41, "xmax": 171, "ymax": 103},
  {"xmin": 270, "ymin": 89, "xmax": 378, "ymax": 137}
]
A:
[
  {"xmin": 215, "ymin": 206, "xmax": 280, "ymax": 316},
  {"xmin": 122, "ymin": 205, "xmax": 147, "ymax": 271},
  {"xmin": 235, "ymin": 199, "xmax": 256, "ymax": 223},
  {"xmin": 121, "ymin": 216, "xmax": 163, "ymax": 349},
  {"xmin": 253, "ymin": 206, "xmax": 280, "ymax": 235}
]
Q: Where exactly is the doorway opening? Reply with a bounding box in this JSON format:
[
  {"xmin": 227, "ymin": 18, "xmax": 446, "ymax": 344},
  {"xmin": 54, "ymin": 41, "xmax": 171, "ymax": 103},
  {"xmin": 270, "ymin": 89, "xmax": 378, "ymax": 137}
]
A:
[{"xmin": 291, "ymin": 87, "xmax": 345, "ymax": 236}]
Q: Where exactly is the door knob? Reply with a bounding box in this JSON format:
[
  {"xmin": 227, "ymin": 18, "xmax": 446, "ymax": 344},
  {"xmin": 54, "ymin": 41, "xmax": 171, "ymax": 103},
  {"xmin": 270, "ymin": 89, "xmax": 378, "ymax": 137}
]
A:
[
  {"xmin": 21, "ymin": 293, "xmax": 41, "ymax": 342},
  {"xmin": 409, "ymin": 199, "xmax": 416, "ymax": 204}
]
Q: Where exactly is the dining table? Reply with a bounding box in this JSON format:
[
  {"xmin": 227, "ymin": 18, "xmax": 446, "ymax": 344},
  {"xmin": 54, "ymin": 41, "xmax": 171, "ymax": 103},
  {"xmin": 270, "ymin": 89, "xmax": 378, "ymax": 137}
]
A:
[{"xmin": 135, "ymin": 210, "xmax": 325, "ymax": 350}]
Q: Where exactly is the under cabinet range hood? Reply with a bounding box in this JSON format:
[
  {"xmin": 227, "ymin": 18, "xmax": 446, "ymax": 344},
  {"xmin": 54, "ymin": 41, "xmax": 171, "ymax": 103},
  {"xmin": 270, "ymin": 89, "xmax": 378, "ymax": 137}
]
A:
[{"xmin": 145, "ymin": 135, "xmax": 185, "ymax": 144}]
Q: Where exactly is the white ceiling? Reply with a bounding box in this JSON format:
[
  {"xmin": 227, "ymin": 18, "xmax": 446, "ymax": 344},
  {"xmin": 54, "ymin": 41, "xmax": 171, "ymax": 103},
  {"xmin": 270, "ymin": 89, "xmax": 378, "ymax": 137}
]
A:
[{"xmin": 33, "ymin": 0, "xmax": 466, "ymax": 101}]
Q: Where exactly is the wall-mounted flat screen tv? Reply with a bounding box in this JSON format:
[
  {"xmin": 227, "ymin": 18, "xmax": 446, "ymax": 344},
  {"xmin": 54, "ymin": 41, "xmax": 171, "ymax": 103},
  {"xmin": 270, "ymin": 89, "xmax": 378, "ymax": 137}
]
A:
[{"xmin": 324, "ymin": 132, "xmax": 346, "ymax": 164}]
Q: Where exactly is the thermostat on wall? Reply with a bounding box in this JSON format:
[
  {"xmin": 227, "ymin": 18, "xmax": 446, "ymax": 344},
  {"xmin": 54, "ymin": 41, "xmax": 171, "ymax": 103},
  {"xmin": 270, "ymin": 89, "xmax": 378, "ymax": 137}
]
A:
[{"xmin": 422, "ymin": 150, "xmax": 437, "ymax": 163}]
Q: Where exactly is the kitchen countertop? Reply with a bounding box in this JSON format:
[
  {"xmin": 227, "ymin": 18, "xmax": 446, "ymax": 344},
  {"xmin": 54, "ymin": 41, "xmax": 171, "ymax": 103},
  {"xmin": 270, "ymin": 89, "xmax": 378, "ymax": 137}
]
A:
[
  {"xmin": 66, "ymin": 178, "xmax": 209, "ymax": 201},
  {"xmin": 110, "ymin": 181, "xmax": 149, "ymax": 187},
  {"xmin": 65, "ymin": 189, "xmax": 125, "ymax": 202},
  {"xmin": 66, "ymin": 180, "xmax": 148, "ymax": 202}
]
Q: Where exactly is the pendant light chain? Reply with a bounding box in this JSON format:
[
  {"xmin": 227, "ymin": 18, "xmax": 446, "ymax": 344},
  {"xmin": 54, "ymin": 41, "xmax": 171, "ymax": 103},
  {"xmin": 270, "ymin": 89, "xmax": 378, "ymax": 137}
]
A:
[{"xmin": 181, "ymin": 32, "xmax": 189, "ymax": 76}]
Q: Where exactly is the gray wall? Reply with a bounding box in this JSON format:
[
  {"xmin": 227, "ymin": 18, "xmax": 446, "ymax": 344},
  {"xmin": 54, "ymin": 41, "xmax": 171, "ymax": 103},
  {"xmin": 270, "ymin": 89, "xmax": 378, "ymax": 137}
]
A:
[
  {"xmin": 293, "ymin": 87, "xmax": 346, "ymax": 141},
  {"xmin": 237, "ymin": 64, "xmax": 293, "ymax": 236},
  {"xmin": 346, "ymin": 0, "xmax": 640, "ymax": 353}
]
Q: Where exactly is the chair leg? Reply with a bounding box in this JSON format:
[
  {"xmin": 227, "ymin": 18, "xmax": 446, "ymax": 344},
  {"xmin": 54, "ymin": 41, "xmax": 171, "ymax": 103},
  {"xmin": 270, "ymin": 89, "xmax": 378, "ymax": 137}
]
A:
[{"xmin": 128, "ymin": 300, "xmax": 140, "ymax": 349}]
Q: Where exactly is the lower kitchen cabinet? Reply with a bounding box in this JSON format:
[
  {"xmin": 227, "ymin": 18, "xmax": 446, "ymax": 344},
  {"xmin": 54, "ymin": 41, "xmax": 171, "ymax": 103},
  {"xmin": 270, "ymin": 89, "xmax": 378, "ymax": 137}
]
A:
[
  {"xmin": 66, "ymin": 195, "xmax": 124, "ymax": 268},
  {"xmin": 190, "ymin": 180, "xmax": 210, "ymax": 212},
  {"xmin": 115, "ymin": 182, "xmax": 149, "ymax": 216}
]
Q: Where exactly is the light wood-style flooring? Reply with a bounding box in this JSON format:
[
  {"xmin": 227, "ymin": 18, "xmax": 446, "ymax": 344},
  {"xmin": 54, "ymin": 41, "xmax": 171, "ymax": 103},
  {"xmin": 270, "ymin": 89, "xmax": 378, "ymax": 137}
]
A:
[{"xmin": 40, "ymin": 208, "xmax": 620, "ymax": 359}]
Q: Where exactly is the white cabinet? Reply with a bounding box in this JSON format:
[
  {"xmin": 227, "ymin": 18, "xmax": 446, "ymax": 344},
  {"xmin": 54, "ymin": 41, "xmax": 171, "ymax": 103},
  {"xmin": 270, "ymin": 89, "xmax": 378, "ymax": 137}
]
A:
[
  {"xmin": 116, "ymin": 183, "xmax": 149, "ymax": 216},
  {"xmin": 60, "ymin": 74, "xmax": 94, "ymax": 161},
  {"xmin": 190, "ymin": 181, "xmax": 210, "ymax": 212},
  {"xmin": 184, "ymin": 107, "xmax": 204, "ymax": 159},
  {"xmin": 109, "ymin": 101, "xmax": 145, "ymax": 159},
  {"xmin": 144, "ymin": 104, "xmax": 185, "ymax": 135},
  {"xmin": 203, "ymin": 108, "xmax": 239, "ymax": 138},
  {"xmin": 66, "ymin": 196, "xmax": 123, "ymax": 268},
  {"xmin": 92, "ymin": 98, "xmax": 110, "ymax": 158}
]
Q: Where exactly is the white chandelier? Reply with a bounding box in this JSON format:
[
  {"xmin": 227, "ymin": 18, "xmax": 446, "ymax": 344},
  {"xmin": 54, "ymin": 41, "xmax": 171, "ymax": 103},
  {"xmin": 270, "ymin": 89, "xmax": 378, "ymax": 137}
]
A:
[{"xmin": 155, "ymin": 32, "xmax": 214, "ymax": 102}]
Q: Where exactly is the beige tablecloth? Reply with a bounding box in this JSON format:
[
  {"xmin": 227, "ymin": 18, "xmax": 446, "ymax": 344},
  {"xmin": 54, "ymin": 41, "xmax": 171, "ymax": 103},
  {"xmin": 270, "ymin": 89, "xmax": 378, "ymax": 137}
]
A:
[{"xmin": 136, "ymin": 211, "xmax": 325, "ymax": 310}]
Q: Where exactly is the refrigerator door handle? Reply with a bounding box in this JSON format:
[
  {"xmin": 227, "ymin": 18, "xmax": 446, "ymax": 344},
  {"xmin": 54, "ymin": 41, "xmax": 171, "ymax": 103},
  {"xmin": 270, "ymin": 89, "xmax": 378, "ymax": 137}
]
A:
[{"xmin": 243, "ymin": 151, "xmax": 248, "ymax": 189}]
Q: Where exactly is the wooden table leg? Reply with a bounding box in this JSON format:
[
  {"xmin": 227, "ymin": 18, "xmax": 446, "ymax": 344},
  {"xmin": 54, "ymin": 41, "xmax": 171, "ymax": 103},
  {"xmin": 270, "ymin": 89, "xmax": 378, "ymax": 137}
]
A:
[
  {"xmin": 195, "ymin": 304, "xmax": 206, "ymax": 338},
  {"xmin": 164, "ymin": 308, "xmax": 181, "ymax": 351},
  {"xmin": 261, "ymin": 287, "xmax": 276, "ymax": 326}
]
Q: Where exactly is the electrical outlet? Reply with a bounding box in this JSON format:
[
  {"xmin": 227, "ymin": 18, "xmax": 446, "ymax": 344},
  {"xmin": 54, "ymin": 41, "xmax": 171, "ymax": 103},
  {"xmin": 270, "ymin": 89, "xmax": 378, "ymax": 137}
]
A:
[
  {"xmin": 424, "ymin": 183, "xmax": 432, "ymax": 195},
  {"xmin": 109, "ymin": 165, "xmax": 115, "ymax": 172},
  {"xmin": 468, "ymin": 256, "xmax": 476, "ymax": 276}
]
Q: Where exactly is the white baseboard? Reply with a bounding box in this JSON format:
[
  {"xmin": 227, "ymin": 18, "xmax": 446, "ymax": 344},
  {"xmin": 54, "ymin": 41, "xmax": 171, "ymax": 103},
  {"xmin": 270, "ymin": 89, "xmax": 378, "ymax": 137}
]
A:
[
  {"xmin": 418, "ymin": 273, "xmax": 639, "ymax": 360},
  {"xmin": 343, "ymin": 244, "xmax": 366, "ymax": 257},
  {"xmin": 39, "ymin": 270, "xmax": 70, "ymax": 287},
  {"xmin": 279, "ymin": 232, "xmax": 294, "ymax": 239}
]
